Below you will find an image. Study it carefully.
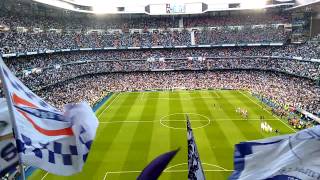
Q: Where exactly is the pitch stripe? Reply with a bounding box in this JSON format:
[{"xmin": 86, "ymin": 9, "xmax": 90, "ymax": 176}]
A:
[
  {"xmin": 167, "ymin": 91, "xmax": 186, "ymax": 180},
  {"xmin": 223, "ymin": 91, "xmax": 265, "ymax": 140},
  {"xmin": 92, "ymin": 93, "xmax": 141, "ymax": 177},
  {"xmin": 101, "ymin": 93, "xmax": 142, "ymax": 178},
  {"xmin": 238, "ymin": 91, "xmax": 296, "ymax": 132},
  {"xmin": 98, "ymin": 93, "xmax": 121, "ymax": 118},
  {"xmin": 190, "ymin": 91, "xmax": 234, "ymax": 176},
  {"xmin": 146, "ymin": 92, "xmax": 171, "ymax": 164},
  {"xmin": 118, "ymin": 92, "xmax": 160, "ymax": 179}
]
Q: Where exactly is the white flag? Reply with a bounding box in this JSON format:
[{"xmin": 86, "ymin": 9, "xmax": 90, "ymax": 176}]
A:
[
  {"xmin": 0, "ymin": 98, "xmax": 12, "ymax": 135},
  {"xmin": 0, "ymin": 98, "xmax": 19, "ymax": 177},
  {"xmin": 0, "ymin": 58, "xmax": 99, "ymax": 176},
  {"xmin": 230, "ymin": 126, "xmax": 320, "ymax": 179}
]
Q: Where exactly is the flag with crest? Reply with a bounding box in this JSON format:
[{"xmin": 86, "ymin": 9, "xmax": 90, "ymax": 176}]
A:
[{"xmin": 0, "ymin": 57, "xmax": 99, "ymax": 176}]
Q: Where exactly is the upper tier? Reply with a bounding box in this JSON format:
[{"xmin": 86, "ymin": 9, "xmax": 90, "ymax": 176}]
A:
[{"xmin": 0, "ymin": 12, "xmax": 295, "ymax": 56}]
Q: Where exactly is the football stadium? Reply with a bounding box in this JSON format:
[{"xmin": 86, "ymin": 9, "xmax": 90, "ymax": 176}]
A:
[{"xmin": 0, "ymin": 0, "xmax": 319, "ymax": 179}]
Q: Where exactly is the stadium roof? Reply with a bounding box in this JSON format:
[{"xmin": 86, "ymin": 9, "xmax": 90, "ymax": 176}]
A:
[
  {"xmin": 32, "ymin": 0, "xmax": 295, "ymax": 15},
  {"xmin": 286, "ymin": 0, "xmax": 320, "ymax": 12}
]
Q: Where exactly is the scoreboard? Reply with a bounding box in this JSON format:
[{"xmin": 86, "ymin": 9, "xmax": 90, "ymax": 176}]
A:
[
  {"xmin": 166, "ymin": 4, "xmax": 186, "ymax": 14},
  {"xmin": 148, "ymin": 3, "xmax": 203, "ymax": 15}
]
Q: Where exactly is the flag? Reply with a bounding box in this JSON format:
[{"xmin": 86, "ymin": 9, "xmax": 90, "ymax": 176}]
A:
[
  {"xmin": 230, "ymin": 125, "xmax": 320, "ymax": 180},
  {"xmin": 0, "ymin": 58, "xmax": 99, "ymax": 176},
  {"xmin": 137, "ymin": 149, "xmax": 179, "ymax": 180},
  {"xmin": 0, "ymin": 98, "xmax": 19, "ymax": 177},
  {"xmin": 0, "ymin": 98, "xmax": 12, "ymax": 135},
  {"xmin": 187, "ymin": 115, "xmax": 206, "ymax": 180}
]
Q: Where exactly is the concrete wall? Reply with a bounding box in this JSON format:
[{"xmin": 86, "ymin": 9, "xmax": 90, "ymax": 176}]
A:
[{"xmin": 311, "ymin": 12, "xmax": 320, "ymax": 37}]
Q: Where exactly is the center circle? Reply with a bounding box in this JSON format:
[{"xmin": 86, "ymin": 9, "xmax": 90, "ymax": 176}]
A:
[{"xmin": 160, "ymin": 113, "xmax": 211, "ymax": 130}]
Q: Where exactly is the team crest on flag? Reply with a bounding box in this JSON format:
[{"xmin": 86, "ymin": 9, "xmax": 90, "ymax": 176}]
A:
[{"xmin": 0, "ymin": 57, "xmax": 99, "ymax": 176}]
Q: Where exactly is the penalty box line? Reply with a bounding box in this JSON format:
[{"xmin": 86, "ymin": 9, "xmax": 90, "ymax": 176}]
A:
[{"xmin": 103, "ymin": 169, "xmax": 233, "ymax": 180}]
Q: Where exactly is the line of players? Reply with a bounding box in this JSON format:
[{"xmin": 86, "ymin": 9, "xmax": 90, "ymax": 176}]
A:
[
  {"xmin": 213, "ymin": 105, "xmax": 280, "ymax": 134},
  {"xmin": 261, "ymin": 121, "xmax": 273, "ymax": 133},
  {"xmin": 236, "ymin": 107, "xmax": 248, "ymax": 120},
  {"xmin": 235, "ymin": 107, "xmax": 280, "ymax": 134},
  {"xmin": 260, "ymin": 121, "xmax": 280, "ymax": 134}
]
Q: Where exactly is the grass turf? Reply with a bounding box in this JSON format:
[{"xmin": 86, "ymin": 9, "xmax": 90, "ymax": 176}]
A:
[{"xmin": 30, "ymin": 90, "xmax": 295, "ymax": 180}]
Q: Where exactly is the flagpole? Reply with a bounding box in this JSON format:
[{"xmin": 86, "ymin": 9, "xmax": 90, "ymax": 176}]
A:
[{"xmin": 0, "ymin": 56, "xmax": 26, "ymax": 180}]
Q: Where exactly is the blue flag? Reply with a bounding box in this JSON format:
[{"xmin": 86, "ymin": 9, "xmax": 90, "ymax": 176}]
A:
[
  {"xmin": 137, "ymin": 149, "xmax": 179, "ymax": 180},
  {"xmin": 187, "ymin": 115, "xmax": 206, "ymax": 180}
]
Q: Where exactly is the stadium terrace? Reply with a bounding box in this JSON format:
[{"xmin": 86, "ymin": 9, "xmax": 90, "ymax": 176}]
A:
[{"xmin": 0, "ymin": 0, "xmax": 320, "ymax": 179}]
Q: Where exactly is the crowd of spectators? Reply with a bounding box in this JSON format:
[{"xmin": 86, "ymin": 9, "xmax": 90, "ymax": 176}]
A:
[
  {"xmin": 9, "ymin": 57, "xmax": 318, "ymax": 89},
  {"xmin": 35, "ymin": 70, "xmax": 319, "ymax": 116},
  {"xmin": 4, "ymin": 47, "xmax": 278, "ymax": 70},
  {"xmin": 288, "ymin": 117, "xmax": 315, "ymax": 129},
  {"xmin": 0, "ymin": 12, "xmax": 294, "ymax": 54},
  {"xmin": 4, "ymin": 54, "xmax": 316, "ymax": 116},
  {"xmin": 0, "ymin": 30, "xmax": 194, "ymax": 54},
  {"xmin": 0, "ymin": 11, "xmax": 318, "ymax": 122},
  {"xmin": 0, "ymin": 13, "xmax": 288, "ymax": 31},
  {"xmin": 0, "ymin": 27, "xmax": 289, "ymax": 54},
  {"xmin": 1, "ymin": 31, "xmax": 318, "ymax": 60},
  {"xmin": 0, "ymin": 15, "xmax": 179, "ymax": 31},
  {"xmin": 4, "ymin": 48, "xmax": 319, "ymax": 81},
  {"xmin": 0, "ymin": 11, "xmax": 317, "ymax": 61},
  {"xmin": 195, "ymin": 26, "xmax": 289, "ymax": 44},
  {"xmin": 184, "ymin": 14, "xmax": 290, "ymax": 27},
  {"xmin": 272, "ymin": 41, "xmax": 320, "ymax": 59}
]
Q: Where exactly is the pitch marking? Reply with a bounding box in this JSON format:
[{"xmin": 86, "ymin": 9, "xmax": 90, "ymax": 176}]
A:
[
  {"xmin": 98, "ymin": 93, "xmax": 121, "ymax": 118},
  {"xmin": 140, "ymin": 92, "xmax": 145, "ymax": 101},
  {"xmin": 100, "ymin": 121, "xmax": 154, "ymax": 124},
  {"xmin": 159, "ymin": 113, "xmax": 211, "ymax": 130},
  {"xmin": 164, "ymin": 162, "xmax": 231, "ymax": 171},
  {"xmin": 41, "ymin": 172, "xmax": 49, "ymax": 180},
  {"xmin": 212, "ymin": 91, "xmax": 221, "ymax": 98},
  {"xmin": 103, "ymin": 162, "xmax": 232, "ymax": 180}
]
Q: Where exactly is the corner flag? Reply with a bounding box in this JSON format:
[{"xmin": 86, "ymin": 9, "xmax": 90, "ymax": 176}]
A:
[
  {"xmin": 0, "ymin": 57, "xmax": 99, "ymax": 176},
  {"xmin": 230, "ymin": 125, "xmax": 320, "ymax": 179}
]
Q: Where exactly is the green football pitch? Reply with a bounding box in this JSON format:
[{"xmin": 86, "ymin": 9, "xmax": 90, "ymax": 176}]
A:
[{"xmin": 30, "ymin": 90, "xmax": 296, "ymax": 180}]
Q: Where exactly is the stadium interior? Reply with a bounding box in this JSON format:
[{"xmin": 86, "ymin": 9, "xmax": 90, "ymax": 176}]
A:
[{"xmin": 0, "ymin": 0, "xmax": 320, "ymax": 179}]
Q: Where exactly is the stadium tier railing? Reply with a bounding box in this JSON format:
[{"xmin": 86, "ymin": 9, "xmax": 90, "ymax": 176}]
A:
[
  {"xmin": 18, "ymin": 56, "xmax": 320, "ymax": 81},
  {"xmin": 1, "ymin": 42, "xmax": 286, "ymax": 58}
]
